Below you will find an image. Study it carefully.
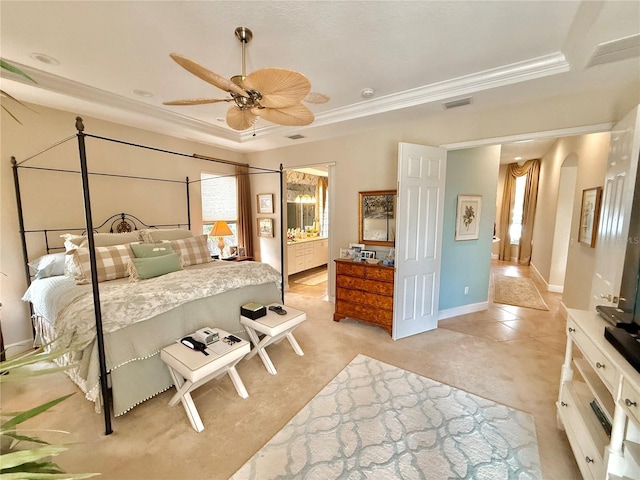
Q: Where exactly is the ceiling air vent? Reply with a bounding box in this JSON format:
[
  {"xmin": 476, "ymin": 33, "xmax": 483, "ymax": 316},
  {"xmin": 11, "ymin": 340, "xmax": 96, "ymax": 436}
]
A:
[
  {"xmin": 442, "ymin": 97, "xmax": 472, "ymax": 110},
  {"xmin": 286, "ymin": 134, "xmax": 306, "ymax": 140},
  {"xmin": 586, "ymin": 33, "xmax": 640, "ymax": 68}
]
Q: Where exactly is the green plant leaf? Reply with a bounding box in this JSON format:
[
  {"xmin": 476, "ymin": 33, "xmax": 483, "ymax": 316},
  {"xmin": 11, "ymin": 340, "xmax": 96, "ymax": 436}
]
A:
[
  {"xmin": 0, "ymin": 430, "xmax": 49, "ymax": 445},
  {"xmin": 0, "ymin": 471, "xmax": 99, "ymax": 479},
  {"xmin": 0, "ymin": 59, "xmax": 35, "ymax": 83},
  {"xmin": 1, "ymin": 394, "xmax": 74, "ymax": 430},
  {"xmin": 2, "ymin": 460, "xmax": 63, "ymax": 474},
  {"xmin": 0, "ymin": 365, "xmax": 76, "ymax": 383},
  {"xmin": 0, "ymin": 445, "xmax": 67, "ymax": 469}
]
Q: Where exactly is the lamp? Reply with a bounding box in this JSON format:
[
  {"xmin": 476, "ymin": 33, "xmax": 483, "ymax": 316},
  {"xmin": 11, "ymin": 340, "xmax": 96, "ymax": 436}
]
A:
[{"xmin": 209, "ymin": 221, "xmax": 233, "ymax": 251}]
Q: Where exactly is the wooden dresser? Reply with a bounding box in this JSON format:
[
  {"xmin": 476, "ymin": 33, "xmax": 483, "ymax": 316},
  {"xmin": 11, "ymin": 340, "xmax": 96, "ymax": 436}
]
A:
[{"xmin": 333, "ymin": 259, "xmax": 395, "ymax": 335}]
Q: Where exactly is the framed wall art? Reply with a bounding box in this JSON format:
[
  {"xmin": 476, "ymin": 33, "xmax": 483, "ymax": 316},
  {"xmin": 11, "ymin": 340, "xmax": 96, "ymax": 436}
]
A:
[
  {"xmin": 455, "ymin": 194, "xmax": 482, "ymax": 241},
  {"xmin": 258, "ymin": 217, "xmax": 274, "ymax": 237},
  {"xmin": 578, "ymin": 186, "xmax": 602, "ymax": 247},
  {"xmin": 257, "ymin": 193, "xmax": 274, "ymax": 214}
]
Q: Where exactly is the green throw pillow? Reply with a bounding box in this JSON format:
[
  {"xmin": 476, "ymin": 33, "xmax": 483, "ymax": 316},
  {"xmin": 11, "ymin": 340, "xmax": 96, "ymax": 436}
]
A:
[
  {"xmin": 130, "ymin": 242, "xmax": 174, "ymax": 258},
  {"xmin": 128, "ymin": 253, "xmax": 182, "ymax": 281}
]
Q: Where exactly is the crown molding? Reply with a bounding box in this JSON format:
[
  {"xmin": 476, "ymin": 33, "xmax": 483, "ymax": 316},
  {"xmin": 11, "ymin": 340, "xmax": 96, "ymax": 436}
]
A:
[{"xmin": 3, "ymin": 52, "xmax": 569, "ymax": 145}]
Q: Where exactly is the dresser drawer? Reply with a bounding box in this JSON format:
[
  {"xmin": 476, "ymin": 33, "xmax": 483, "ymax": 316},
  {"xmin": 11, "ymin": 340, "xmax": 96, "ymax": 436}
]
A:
[
  {"xmin": 336, "ymin": 275, "xmax": 394, "ymax": 296},
  {"xmin": 620, "ymin": 378, "xmax": 640, "ymax": 425},
  {"xmin": 365, "ymin": 266, "xmax": 394, "ymax": 282},
  {"xmin": 336, "ymin": 287, "xmax": 393, "ymax": 310},
  {"xmin": 568, "ymin": 318, "xmax": 618, "ymax": 393},
  {"xmin": 558, "ymin": 382, "xmax": 605, "ymax": 480},
  {"xmin": 335, "ymin": 299, "xmax": 392, "ymax": 330},
  {"xmin": 336, "ymin": 261, "xmax": 365, "ymax": 277}
]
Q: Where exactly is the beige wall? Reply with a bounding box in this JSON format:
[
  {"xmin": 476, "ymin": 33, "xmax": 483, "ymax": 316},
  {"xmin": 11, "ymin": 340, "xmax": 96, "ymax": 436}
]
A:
[
  {"xmin": 530, "ymin": 132, "xmax": 611, "ymax": 309},
  {"xmin": 1, "ymin": 105, "xmax": 245, "ymax": 351},
  {"xmin": 3, "ymin": 83, "xmax": 638, "ymax": 350}
]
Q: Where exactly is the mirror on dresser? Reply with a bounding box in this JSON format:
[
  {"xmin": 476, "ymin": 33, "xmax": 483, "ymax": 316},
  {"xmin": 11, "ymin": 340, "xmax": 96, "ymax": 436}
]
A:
[{"xmin": 358, "ymin": 190, "xmax": 397, "ymax": 246}]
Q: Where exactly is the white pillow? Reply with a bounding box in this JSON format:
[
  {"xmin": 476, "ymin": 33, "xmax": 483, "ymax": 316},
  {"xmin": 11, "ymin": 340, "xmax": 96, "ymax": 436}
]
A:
[
  {"xmin": 28, "ymin": 253, "xmax": 66, "ymax": 279},
  {"xmin": 140, "ymin": 228, "xmax": 193, "ymax": 243}
]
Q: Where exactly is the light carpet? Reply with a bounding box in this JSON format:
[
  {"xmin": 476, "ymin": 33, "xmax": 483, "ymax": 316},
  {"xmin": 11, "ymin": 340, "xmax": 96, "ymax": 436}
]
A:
[
  {"xmin": 231, "ymin": 354, "xmax": 542, "ymax": 480},
  {"xmin": 294, "ymin": 270, "xmax": 328, "ymax": 286},
  {"xmin": 493, "ymin": 275, "xmax": 549, "ymax": 311}
]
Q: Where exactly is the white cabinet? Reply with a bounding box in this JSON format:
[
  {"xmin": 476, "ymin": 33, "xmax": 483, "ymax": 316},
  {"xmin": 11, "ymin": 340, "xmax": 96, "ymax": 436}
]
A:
[
  {"xmin": 558, "ymin": 309, "xmax": 640, "ymax": 480},
  {"xmin": 287, "ymin": 238, "xmax": 328, "ymax": 275}
]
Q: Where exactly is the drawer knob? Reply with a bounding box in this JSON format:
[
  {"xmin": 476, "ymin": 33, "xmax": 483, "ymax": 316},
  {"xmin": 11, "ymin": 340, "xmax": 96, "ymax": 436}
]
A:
[
  {"xmin": 568, "ymin": 327, "xmax": 575, "ymax": 333},
  {"xmin": 625, "ymin": 398, "xmax": 638, "ymax": 407},
  {"xmin": 596, "ymin": 362, "xmax": 605, "ymax": 369},
  {"xmin": 560, "ymin": 401, "xmax": 567, "ymax": 407},
  {"xmin": 585, "ymin": 456, "xmax": 594, "ymax": 464}
]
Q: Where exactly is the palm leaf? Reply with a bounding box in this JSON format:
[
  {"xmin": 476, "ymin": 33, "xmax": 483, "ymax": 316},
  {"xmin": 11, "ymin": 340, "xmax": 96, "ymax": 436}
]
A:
[
  {"xmin": 0, "ymin": 445, "xmax": 68, "ymax": 470},
  {"xmin": 0, "ymin": 59, "xmax": 35, "ymax": 82},
  {"xmin": 1, "ymin": 103, "xmax": 22, "ymax": 124},
  {"xmin": 1, "ymin": 394, "xmax": 74, "ymax": 430},
  {"xmin": 1, "ymin": 431, "xmax": 50, "ymax": 445},
  {"xmin": 0, "ymin": 89, "xmax": 39, "ymax": 113},
  {"xmin": 0, "ymin": 471, "xmax": 98, "ymax": 479}
]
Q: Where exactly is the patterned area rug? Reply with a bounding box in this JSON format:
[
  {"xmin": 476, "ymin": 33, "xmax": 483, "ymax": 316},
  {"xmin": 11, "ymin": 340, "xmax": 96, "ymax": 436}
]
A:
[
  {"xmin": 493, "ymin": 275, "xmax": 549, "ymax": 311},
  {"xmin": 231, "ymin": 355, "xmax": 542, "ymax": 480}
]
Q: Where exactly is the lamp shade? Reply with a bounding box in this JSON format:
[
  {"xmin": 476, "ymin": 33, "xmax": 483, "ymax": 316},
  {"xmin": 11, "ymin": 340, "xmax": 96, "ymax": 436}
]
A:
[
  {"xmin": 209, "ymin": 221, "xmax": 233, "ymax": 237},
  {"xmin": 209, "ymin": 221, "xmax": 233, "ymax": 252}
]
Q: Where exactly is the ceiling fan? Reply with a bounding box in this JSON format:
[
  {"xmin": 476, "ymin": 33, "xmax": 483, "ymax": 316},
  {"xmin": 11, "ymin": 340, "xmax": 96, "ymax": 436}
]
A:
[{"xmin": 164, "ymin": 27, "xmax": 329, "ymax": 131}]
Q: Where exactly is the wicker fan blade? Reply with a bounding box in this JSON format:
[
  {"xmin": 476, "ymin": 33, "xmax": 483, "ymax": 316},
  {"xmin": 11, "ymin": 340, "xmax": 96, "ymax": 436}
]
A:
[
  {"xmin": 251, "ymin": 104, "xmax": 314, "ymax": 127},
  {"xmin": 169, "ymin": 53, "xmax": 247, "ymax": 97},
  {"xmin": 243, "ymin": 68, "xmax": 311, "ymax": 108},
  {"xmin": 304, "ymin": 92, "xmax": 330, "ymax": 104},
  {"xmin": 226, "ymin": 106, "xmax": 257, "ymax": 131},
  {"xmin": 163, "ymin": 98, "xmax": 228, "ymax": 106}
]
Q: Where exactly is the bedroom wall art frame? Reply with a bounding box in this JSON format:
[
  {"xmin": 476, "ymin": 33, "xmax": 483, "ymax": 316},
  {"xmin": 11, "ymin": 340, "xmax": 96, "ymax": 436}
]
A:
[
  {"xmin": 258, "ymin": 217, "xmax": 274, "ymax": 237},
  {"xmin": 257, "ymin": 193, "xmax": 274, "ymax": 214},
  {"xmin": 578, "ymin": 186, "xmax": 602, "ymax": 248},
  {"xmin": 358, "ymin": 190, "xmax": 396, "ymax": 247},
  {"xmin": 455, "ymin": 194, "xmax": 482, "ymax": 241}
]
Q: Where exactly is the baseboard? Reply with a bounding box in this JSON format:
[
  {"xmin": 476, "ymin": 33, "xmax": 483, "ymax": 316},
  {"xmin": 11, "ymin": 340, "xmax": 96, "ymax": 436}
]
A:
[
  {"xmin": 529, "ymin": 262, "xmax": 564, "ymax": 293},
  {"xmin": 438, "ymin": 301, "xmax": 488, "ymax": 321}
]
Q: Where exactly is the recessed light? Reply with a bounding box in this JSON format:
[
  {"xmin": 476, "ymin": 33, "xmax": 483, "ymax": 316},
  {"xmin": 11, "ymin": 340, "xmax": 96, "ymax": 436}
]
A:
[
  {"xmin": 133, "ymin": 89, "xmax": 153, "ymax": 98},
  {"xmin": 515, "ymin": 156, "xmax": 523, "ymax": 161},
  {"xmin": 29, "ymin": 53, "xmax": 59, "ymax": 65},
  {"xmin": 361, "ymin": 88, "xmax": 375, "ymax": 98}
]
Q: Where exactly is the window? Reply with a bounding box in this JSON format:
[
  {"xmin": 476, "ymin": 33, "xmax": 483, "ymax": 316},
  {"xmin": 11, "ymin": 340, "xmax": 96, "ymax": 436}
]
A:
[
  {"xmin": 201, "ymin": 172, "xmax": 237, "ymax": 255},
  {"xmin": 509, "ymin": 175, "xmax": 527, "ymax": 244}
]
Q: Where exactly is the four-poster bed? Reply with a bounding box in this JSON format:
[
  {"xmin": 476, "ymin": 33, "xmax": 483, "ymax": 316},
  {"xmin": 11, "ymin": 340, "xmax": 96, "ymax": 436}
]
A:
[{"xmin": 12, "ymin": 117, "xmax": 285, "ymax": 434}]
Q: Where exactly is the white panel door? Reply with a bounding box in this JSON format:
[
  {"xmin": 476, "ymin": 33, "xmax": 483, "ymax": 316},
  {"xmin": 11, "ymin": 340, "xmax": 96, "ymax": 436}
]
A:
[
  {"xmin": 393, "ymin": 142, "xmax": 446, "ymax": 340},
  {"xmin": 590, "ymin": 106, "xmax": 640, "ymax": 310}
]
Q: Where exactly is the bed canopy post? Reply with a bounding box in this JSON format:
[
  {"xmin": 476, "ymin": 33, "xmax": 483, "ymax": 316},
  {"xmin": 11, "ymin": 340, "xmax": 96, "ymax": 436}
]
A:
[
  {"xmin": 185, "ymin": 176, "xmax": 191, "ymax": 230},
  {"xmin": 11, "ymin": 157, "xmax": 31, "ymax": 290},
  {"xmin": 75, "ymin": 117, "xmax": 113, "ymax": 435},
  {"xmin": 279, "ymin": 164, "xmax": 285, "ymax": 304}
]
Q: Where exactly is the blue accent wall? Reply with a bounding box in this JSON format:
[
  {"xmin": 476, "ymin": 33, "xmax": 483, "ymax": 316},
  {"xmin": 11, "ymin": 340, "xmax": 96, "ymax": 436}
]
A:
[{"xmin": 439, "ymin": 146, "xmax": 501, "ymax": 310}]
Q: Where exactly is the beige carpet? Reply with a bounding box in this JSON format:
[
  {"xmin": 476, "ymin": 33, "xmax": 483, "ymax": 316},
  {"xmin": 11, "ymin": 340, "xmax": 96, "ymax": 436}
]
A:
[
  {"xmin": 294, "ymin": 270, "xmax": 328, "ymax": 286},
  {"xmin": 231, "ymin": 354, "xmax": 542, "ymax": 479},
  {"xmin": 493, "ymin": 275, "xmax": 549, "ymax": 310}
]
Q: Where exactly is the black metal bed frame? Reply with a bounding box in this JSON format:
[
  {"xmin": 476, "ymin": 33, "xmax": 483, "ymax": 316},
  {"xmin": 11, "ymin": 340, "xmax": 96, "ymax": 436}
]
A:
[{"xmin": 11, "ymin": 117, "xmax": 285, "ymax": 435}]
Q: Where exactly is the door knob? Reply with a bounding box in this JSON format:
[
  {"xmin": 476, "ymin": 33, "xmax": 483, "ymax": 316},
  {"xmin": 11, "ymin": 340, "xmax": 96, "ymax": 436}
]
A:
[{"xmin": 600, "ymin": 293, "xmax": 612, "ymax": 301}]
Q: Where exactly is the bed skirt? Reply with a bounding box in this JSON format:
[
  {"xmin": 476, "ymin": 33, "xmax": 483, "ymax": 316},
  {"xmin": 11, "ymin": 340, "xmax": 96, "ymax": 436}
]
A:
[{"xmin": 35, "ymin": 282, "xmax": 281, "ymax": 416}]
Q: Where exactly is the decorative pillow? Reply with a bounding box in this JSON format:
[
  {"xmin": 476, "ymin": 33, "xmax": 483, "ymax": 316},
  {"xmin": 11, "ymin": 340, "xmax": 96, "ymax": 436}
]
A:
[
  {"xmin": 61, "ymin": 232, "xmax": 141, "ymax": 249},
  {"xmin": 127, "ymin": 253, "xmax": 182, "ymax": 282},
  {"xmin": 67, "ymin": 244, "xmax": 133, "ymax": 284},
  {"xmin": 130, "ymin": 243, "xmax": 174, "ymax": 258},
  {"xmin": 28, "ymin": 253, "xmax": 66, "ymax": 279},
  {"xmin": 140, "ymin": 228, "xmax": 193, "ymax": 244},
  {"xmin": 168, "ymin": 235, "xmax": 211, "ymax": 266}
]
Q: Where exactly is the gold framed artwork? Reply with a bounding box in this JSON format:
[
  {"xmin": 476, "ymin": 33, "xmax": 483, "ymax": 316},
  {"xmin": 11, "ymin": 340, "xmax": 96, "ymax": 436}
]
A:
[
  {"xmin": 257, "ymin": 193, "xmax": 274, "ymax": 214},
  {"xmin": 455, "ymin": 195, "xmax": 482, "ymax": 241},
  {"xmin": 258, "ymin": 217, "xmax": 274, "ymax": 237},
  {"xmin": 578, "ymin": 186, "xmax": 602, "ymax": 248}
]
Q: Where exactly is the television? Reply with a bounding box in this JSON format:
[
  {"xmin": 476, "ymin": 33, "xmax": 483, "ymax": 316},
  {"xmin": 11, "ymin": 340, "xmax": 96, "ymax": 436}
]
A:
[{"xmin": 602, "ymin": 164, "xmax": 640, "ymax": 372}]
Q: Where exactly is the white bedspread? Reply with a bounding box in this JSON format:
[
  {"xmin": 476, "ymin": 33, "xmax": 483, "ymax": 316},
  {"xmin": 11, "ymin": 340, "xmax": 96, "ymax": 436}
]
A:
[{"xmin": 23, "ymin": 260, "xmax": 282, "ymax": 351}]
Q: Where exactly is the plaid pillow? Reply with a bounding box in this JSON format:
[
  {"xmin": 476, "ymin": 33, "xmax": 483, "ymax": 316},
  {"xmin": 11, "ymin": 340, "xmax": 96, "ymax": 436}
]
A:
[
  {"xmin": 169, "ymin": 235, "xmax": 211, "ymax": 266},
  {"xmin": 68, "ymin": 244, "xmax": 133, "ymax": 284}
]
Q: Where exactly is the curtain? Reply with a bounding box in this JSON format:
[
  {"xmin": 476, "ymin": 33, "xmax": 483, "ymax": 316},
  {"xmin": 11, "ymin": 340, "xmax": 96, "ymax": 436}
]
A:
[
  {"xmin": 317, "ymin": 176, "xmax": 328, "ymax": 233},
  {"xmin": 236, "ymin": 165, "xmax": 253, "ymax": 257},
  {"xmin": 498, "ymin": 159, "xmax": 540, "ymax": 265}
]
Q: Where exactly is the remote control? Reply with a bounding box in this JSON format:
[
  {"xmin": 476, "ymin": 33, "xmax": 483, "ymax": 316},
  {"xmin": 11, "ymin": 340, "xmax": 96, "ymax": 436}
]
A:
[{"xmin": 268, "ymin": 305, "xmax": 287, "ymax": 315}]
